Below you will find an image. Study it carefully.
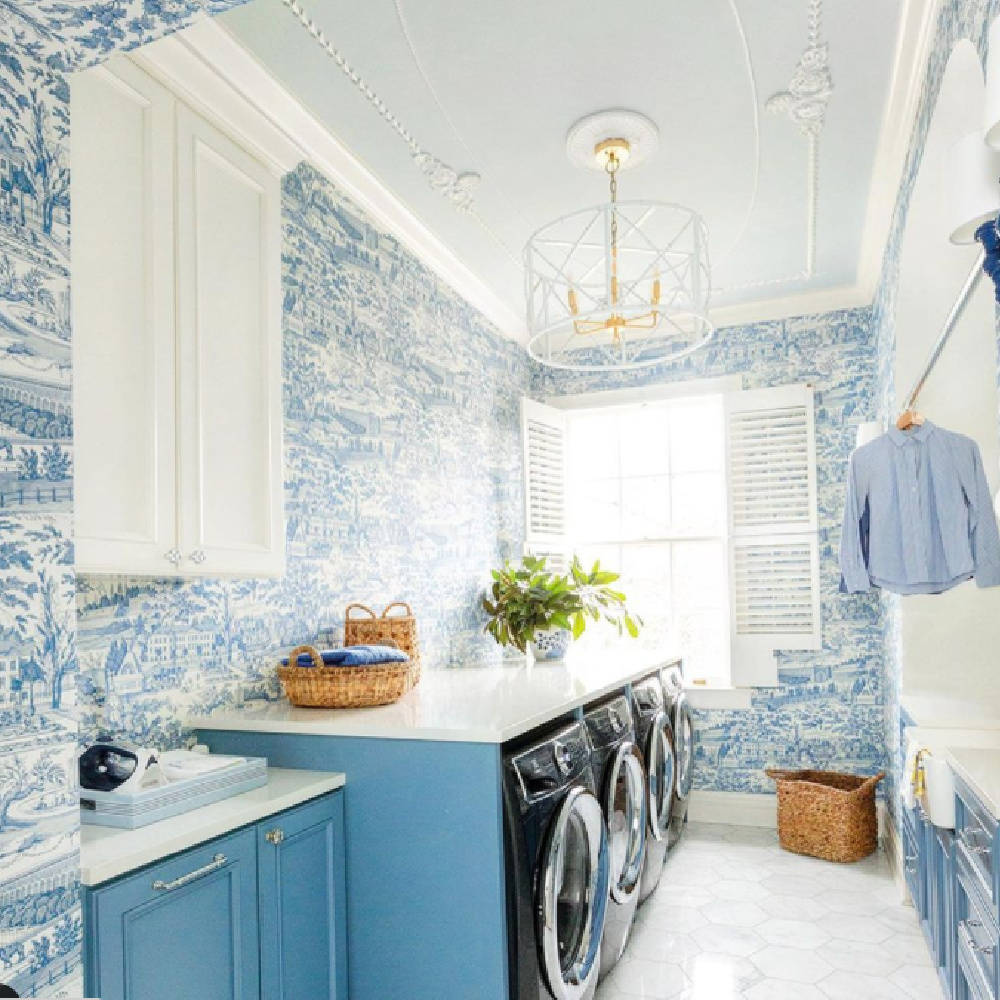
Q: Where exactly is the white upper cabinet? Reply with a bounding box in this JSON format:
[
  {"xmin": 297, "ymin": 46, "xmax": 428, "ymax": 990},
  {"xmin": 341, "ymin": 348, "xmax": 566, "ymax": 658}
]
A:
[
  {"xmin": 72, "ymin": 57, "xmax": 286, "ymax": 578},
  {"xmin": 175, "ymin": 106, "xmax": 284, "ymax": 576}
]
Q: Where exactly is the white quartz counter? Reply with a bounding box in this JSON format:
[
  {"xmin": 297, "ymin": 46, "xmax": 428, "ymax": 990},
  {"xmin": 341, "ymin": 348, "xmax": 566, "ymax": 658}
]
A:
[
  {"xmin": 80, "ymin": 767, "xmax": 345, "ymax": 886},
  {"xmin": 901, "ymin": 692, "xmax": 1000, "ymax": 731},
  {"xmin": 946, "ymin": 746, "xmax": 1000, "ymax": 821},
  {"xmin": 189, "ymin": 650, "xmax": 681, "ymax": 744}
]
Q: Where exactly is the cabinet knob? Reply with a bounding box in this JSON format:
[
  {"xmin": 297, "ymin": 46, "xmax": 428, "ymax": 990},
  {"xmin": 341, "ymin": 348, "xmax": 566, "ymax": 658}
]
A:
[
  {"xmin": 165, "ymin": 548, "xmax": 182, "ymax": 566},
  {"xmin": 265, "ymin": 828, "xmax": 285, "ymax": 845},
  {"xmin": 190, "ymin": 549, "xmax": 207, "ymax": 565}
]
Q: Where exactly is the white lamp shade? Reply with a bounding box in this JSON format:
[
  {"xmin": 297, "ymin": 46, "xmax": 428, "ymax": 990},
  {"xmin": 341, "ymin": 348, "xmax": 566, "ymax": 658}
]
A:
[
  {"xmin": 945, "ymin": 131, "xmax": 1000, "ymax": 244},
  {"xmin": 985, "ymin": 16, "xmax": 1000, "ymax": 149}
]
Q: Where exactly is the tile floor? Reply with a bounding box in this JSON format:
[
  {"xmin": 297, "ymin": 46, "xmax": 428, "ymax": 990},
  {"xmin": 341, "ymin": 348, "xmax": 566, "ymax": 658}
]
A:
[{"xmin": 596, "ymin": 822, "xmax": 943, "ymax": 1000}]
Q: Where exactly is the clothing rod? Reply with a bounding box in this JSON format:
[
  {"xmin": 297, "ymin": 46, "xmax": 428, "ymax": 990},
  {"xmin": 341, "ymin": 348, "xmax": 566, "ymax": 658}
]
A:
[{"xmin": 903, "ymin": 250, "xmax": 986, "ymax": 411}]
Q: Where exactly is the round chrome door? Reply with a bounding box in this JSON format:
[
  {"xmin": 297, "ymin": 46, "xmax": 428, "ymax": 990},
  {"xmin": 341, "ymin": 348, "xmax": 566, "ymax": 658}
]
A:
[
  {"xmin": 604, "ymin": 742, "xmax": 647, "ymax": 905},
  {"xmin": 537, "ymin": 786, "xmax": 610, "ymax": 1000},
  {"xmin": 645, "ymin": 712, "xmax": 676, "ymax": 841},
  {"xmin": 674, "ymin": 696, "xmax": 695, "ymax": 800}
]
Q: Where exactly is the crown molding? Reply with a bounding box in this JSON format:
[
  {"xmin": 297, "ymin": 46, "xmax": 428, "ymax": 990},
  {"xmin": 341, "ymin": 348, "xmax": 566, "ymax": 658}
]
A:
[
  {"xmin": 710, "ymin": 282, "xmax": 872, "ymax": 329},
  {"xmin": 140, "ymin": 18, "xmax": 527, "ymax": 343},
  {"xmin": 856, "ymin": 0, "xmax": 943, "ymax": 303}
]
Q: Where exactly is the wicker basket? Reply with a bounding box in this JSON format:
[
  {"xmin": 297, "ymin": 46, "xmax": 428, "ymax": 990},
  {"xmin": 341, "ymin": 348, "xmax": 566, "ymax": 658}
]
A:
[
  {"xmin": 766, "ymin": 768, "xmax": 885, "ymax": 863},
  {"xmin": 344, "ymin": 603, "xmax": 422, "ymax": 689},
  {"xmin": 278, "ymin": 644, "xmax": 411, "ymax": 709}
]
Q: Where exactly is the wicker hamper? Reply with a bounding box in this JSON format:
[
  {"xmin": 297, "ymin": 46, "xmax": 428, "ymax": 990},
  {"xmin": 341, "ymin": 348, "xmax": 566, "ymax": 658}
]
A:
[
  {"xmin": 766, "ymin": 768, "xmax": 885, "ymax": 863},
  {"xmin": 278, "ymin": 644, "xmax": 411, "ymax": 709},
  {"xmin": 344, "ymin": 603, "xmax": 422, "ymax": 689}
]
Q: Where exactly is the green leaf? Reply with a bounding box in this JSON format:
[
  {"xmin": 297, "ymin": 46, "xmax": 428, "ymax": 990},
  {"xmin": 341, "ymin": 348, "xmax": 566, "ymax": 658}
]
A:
[{"xmin": 572, "ymin": 612, "xmax": 586, "ymax": 639}]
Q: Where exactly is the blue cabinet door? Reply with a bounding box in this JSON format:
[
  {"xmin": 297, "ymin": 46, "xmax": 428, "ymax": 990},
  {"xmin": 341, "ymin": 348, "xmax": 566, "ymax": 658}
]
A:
[
  {"xmin": 85, "ymin": 827, "xmax": 260, "ymax": 1000},
  {"xmin": 258, "ymin": 791, "xmax": 347, "ymax": 1000}
]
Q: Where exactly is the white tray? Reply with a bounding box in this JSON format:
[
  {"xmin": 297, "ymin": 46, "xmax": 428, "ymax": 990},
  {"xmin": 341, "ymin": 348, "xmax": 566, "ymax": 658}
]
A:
[{"xmin": 80, "ymin": 756, "xmax": 268, "ymax": 829}]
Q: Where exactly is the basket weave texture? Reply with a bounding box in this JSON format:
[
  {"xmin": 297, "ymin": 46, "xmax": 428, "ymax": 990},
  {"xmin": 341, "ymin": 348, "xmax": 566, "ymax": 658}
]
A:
[
  {"xmin": 766, "ymin": 768, "xmax": 885, "ymax": 863},
  {"xmin": 344, "ymin": 602, "xmax": 422, "ymax": 689},
  {"xmin": 278, "ymin": 644, "xmax": 411, "ymax": 709}
]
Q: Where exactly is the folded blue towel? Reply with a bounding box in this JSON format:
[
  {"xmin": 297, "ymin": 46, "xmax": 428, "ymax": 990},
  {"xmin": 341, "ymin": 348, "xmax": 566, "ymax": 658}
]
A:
[{"xmin": 281, "ymin": 645, "xmax": 409, "ymax": 667}]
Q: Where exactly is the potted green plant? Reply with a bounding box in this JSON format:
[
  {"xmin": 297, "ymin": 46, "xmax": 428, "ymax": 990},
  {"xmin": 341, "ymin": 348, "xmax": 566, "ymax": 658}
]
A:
[{"xmin": 482, "ymin": 555, "xmax": 641, "ymax": 661}]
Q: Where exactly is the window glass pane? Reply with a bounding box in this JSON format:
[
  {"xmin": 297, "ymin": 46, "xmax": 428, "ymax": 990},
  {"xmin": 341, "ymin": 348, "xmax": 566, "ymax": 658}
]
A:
[
  {"xmin": 576, "ymin": 544, "xmax": 621, "ymax": 576},
  {"xmin": 675, "ymin": 609, "xmax": 729, "ymax": 682},
  {"xmin": 569, "ymin": 413, "xmax": 619, "ymax": 480},
  {"xmin": 620, "ymin": 407, "xmax": 670, "ymax": 477},
  {"xmin": 621, "ymin": 476, "xmax": 671, "ymax": 539},
  {"xmin": 670, "ymin": 397, "xmax": 724, "ymax": 473},
  {"xmin": 570, "ymin": 479, "xmax": 619, "ymax": 539},
  {"xmin": 671, "ymin": 472, "xmax": 725, "ymax": 533},
  {"xmin": 672, "ymin": 540, "xmax": 727, "ymax": 610}
]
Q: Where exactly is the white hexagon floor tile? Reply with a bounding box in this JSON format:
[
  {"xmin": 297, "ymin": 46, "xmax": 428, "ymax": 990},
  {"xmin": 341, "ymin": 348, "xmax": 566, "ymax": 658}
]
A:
[{"xmin": 595, "ymin": 822, "xmax": 944, "ymax": 1000}]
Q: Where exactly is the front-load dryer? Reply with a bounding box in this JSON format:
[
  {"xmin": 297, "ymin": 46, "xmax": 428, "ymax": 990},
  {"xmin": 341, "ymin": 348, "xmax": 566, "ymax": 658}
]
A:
[
  {"xmin": 503, "ymin": 721, "xmax": 611, "ymax": 1000},
  {"xmin": 631, "ymin": 676, "xmax": 677, "ymax": 905},
  {"xmin": 583, "ymin": 693, "xmax": 646, "ymax": 979},
  {"xmin": 661, "ymin": 662, "xmax": 694, "ymax": 847}
]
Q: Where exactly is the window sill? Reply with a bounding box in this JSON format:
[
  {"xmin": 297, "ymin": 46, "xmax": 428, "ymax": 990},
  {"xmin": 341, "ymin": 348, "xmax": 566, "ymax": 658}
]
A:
[{"xmin": 684, "ymin": 685, "xmax": 752, "ymax": 711}]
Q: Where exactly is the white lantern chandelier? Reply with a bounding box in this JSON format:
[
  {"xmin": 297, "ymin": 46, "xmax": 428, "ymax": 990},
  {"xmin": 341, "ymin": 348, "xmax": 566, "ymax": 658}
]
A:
[{"xmin": 525, "ymin": 111, "xmax": 714, "ymax": 371}]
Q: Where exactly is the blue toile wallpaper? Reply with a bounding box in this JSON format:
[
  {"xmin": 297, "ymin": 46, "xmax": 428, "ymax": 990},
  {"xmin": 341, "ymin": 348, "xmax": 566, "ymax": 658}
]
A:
[
  {"xmin": 74, "ymin": 161, "xmax": 529, "ymax": 749},
  {"xmin": 533, "ymin": 308, "xmax": 888, "ymax": 794},
  {"xmin": 869, "ymin": 0, "xmax": 1000, "ymax": 837}
]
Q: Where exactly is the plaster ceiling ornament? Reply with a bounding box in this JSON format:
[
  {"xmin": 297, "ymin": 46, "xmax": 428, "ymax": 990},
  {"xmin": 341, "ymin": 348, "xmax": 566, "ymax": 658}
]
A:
[
  {"xmin": 758, "ymin": 0, "xmax": 834, "ymax": 281},
  {"xmin": 525, "ymin": 110, "xmax": 714, "ymax": 372},
  {"xmin": 282, "ymin": 0, "xmax": 483, "ymax": 218}
]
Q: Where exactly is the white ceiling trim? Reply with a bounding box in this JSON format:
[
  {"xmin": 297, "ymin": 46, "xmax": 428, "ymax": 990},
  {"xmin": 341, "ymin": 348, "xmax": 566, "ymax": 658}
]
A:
[
  {"xmin": 856, "ymin": 0, "xmax": 943, "ymax": 301},
  {"xmin": 145, "ymin": 18, "xmax": 527, "ymax": 342}
]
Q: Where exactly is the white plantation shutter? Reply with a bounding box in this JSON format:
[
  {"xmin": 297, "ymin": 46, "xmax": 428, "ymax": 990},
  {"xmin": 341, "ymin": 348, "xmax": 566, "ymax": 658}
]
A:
[
  {"xmin": 725, "ymin": 385, "xmax": 821, "ymax": 687},
  {"xmin": 521, "ymin": 398, "xmax": 569, "ymax": 572}
]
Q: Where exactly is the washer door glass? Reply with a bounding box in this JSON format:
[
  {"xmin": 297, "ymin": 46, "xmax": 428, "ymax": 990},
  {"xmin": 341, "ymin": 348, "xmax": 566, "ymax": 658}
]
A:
[
  {"xmin": 674, "ymin": 697, "xmax": 695, "ymax": 798},
  {"xmin": 646, "ymin": 713, "xmax": 676, "ymax": 840},
  {"xmin": 537, "ymin": 787, "xmax": 610, "ymax": 1000},
  {"xmin": 605, "ymin": 742, "xmax": 647, "ymax": 905}
]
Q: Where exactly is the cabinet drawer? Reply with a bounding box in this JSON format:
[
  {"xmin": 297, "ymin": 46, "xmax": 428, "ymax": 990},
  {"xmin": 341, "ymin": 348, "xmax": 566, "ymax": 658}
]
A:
[
  {"xmin": 86, "ymin": 827, "xmax": 260, "ymax": 1000},
  {"xmin": 957, "ymin": 847, "xmax": 1000, "ymax": 1000},
  {"xmin": 957, "ymin": 778, "xmax": 999, "ymax": 925}
]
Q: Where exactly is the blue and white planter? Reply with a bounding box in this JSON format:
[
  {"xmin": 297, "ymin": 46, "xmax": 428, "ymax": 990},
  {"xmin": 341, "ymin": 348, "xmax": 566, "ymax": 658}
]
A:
[{"xmin": 529, "ymin": 627, "xmax": 573, "ymax": 662}]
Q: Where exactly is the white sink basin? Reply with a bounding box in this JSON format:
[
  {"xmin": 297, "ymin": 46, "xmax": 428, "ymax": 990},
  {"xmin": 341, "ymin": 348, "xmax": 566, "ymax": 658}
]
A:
[{"xmin": 905, "ymin": 727, "xmax": 1000, "ymax": 828}]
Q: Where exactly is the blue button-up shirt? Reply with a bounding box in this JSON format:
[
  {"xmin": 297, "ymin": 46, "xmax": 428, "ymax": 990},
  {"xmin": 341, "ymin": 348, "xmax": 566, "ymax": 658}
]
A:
[{"xmin": 840, "ymin": 421, "xmax": 1000, "ymax": 594}]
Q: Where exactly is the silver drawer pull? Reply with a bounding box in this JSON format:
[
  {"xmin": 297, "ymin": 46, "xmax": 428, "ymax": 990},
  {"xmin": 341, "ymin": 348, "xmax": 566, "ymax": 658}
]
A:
[
  {"xmin": 152, "ymin": 853, "xmax": 227, "ymax": 892},
  {"xmin": 265, "ymin": 828, "xmax": 285, "ymax": 846},
  {"xmin": 189, "ymin": 549, "xmax": 207, "ymax": 565},
  {"xmin": 164, "ymin": 548, "xmax": 182, "ymax": 566},
  {"xmin": 971, "ymin": 844, "xmax": 992, "ymax": 856},
  {"xmin": 905, "ymin": 855, "xmax": 917, "ymax": 863},
  {"xmin": 905, "ymin": 865, "xmax": 917, "ymax": 875},
  {"xmin": 972, "ymin": 941, "xmax": 996, "ymax": 956}
]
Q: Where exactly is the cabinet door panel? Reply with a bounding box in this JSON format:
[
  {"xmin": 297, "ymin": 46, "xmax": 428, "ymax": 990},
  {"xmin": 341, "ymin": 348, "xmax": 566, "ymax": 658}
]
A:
[
  {"xmin": 71, "ymin": 59, "xmax": 178, "ymax": 574},
  {"xmin": 89, "ymin": 828, "xmax": 259, "ymax": 1000},
  {"xmin": 259, "ymin": 793, "xmax": 347, "ymax": 1000},
  {"xmin": 176, "ymin": 106, "xmax": 284, "ymax": 577}
]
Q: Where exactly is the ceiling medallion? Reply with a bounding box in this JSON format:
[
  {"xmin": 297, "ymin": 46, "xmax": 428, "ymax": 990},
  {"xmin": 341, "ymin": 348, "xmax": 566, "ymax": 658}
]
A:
[{"xmin": 525, "ymin": 110, "xmax": 713, "ymax": 372}]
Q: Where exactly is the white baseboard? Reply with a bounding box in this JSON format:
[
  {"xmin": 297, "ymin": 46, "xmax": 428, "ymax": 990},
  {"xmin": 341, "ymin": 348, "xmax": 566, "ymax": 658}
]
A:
[
  {"xmin": 881, "ymin": 804, "xmax": 911, "ymax": 903},
  {"xmin": 688, "ymin": 790, "xmax": 778, "ymax": 828}
]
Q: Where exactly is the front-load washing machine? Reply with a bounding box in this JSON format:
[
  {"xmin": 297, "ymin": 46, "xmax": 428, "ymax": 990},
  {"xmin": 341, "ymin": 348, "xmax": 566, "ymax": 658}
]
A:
[
  {"xmin": 503, "ymin": 721, "xmax": 611, "ymax": 1000},
  {"xmin": 661, "ymin": 662, "xmax": 694, "ymax": 847},
  {"xmin": 631, "ymin": 676, "xmax": 677, "ymax": 905},
  {"xmin": 583, "ymin": 693, "xmax": 646, "ymax": 978}
]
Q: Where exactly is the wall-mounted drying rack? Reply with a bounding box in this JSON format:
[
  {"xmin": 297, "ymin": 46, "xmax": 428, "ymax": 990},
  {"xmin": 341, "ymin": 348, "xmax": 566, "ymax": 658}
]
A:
[{"xmin": 901, "ymin": 251, "xmax": 987, "ymax": 413}]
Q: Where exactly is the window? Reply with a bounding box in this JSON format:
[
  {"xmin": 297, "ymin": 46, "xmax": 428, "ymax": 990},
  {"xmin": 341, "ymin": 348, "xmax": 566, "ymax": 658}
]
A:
[
  {"xmin": 566, "ymin": 396, "xmax": 730, "ymax": 685},
  {"xmin": 522, "ymin": 384, "xmax": 820, "ymax": 689}
]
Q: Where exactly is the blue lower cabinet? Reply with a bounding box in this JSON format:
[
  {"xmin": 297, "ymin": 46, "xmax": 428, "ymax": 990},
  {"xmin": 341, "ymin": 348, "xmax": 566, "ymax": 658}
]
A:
[
  {"xmin": 84, "ymin": 827, "xmax": 261, "ymax": 1000},
  {"xmin": 84, "ymin": 791, "xmax": 346, "ymax": 1000},
  {"xmin": 258, "ymin": 793, "xmax": 347, "ymax": 1000}
]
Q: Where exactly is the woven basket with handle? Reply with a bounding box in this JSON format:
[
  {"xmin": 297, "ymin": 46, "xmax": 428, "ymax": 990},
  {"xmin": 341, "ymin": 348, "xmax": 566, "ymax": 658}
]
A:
[
  {"xmin": 765, "ymin": 768, "xmax": 885, "ymax": 863},
  {"xmin": 277, "ymin": 644, "xmax": 411, "ymax": 709},
  {"xmin": 344, "ymin": 603, "xmax": 422, "ymax": 689}
]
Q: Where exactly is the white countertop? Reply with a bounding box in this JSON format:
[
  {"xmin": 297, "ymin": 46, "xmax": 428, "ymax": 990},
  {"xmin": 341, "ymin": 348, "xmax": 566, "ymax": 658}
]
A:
[
  {"xmin": 80, "ymin": 767, "xmax": 345, "ymax": 886},
  {"xmin": 946, "ymin": 747, "xmax": 1000, "ymax": 821},
  {"xmin": 901, "ymin": 692, "xmax": 1000, "ymax": 731},
  {"xmin": 190, "ymin": 650, "xmax": 682, "ymax": 744}
]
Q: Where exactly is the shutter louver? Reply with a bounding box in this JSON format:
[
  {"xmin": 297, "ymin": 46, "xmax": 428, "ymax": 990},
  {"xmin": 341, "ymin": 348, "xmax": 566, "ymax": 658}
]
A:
[
  {"xmin": 725, "ymin": 387, "xmax": 820, "ymax": 687},
  {"xmin": 522, "ymin": 398, "xmax": 569, "ymax": 568}
]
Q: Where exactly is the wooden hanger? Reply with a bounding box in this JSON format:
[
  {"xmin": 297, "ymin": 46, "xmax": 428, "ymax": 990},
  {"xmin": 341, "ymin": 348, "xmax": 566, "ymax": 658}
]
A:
[{"xmin": 895, "ymin": 409, "xmax": 926, "ymax": 431}]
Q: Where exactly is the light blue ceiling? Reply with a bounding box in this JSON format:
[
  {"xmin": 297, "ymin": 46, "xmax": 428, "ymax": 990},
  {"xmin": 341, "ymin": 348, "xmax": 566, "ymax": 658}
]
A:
[{"xmin": 221, "ymin": 0, "xmax": 904, "ymax": 319}]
